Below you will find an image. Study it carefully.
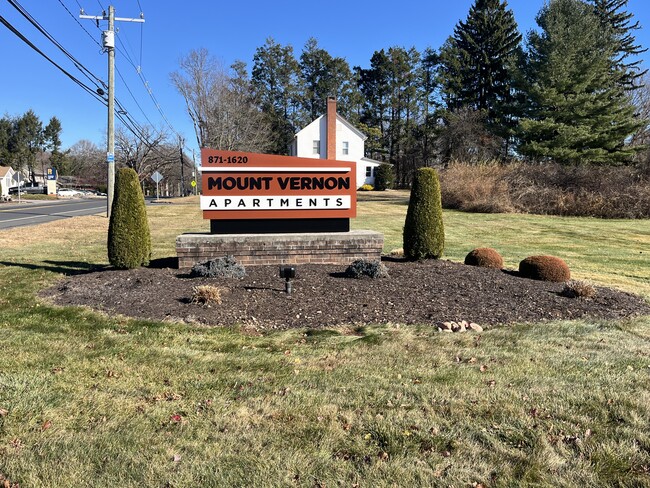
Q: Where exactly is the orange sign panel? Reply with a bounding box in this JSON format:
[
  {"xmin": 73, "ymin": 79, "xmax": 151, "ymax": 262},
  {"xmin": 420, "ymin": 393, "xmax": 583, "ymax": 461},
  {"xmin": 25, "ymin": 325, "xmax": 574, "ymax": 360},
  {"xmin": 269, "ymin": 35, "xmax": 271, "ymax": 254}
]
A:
[{"xmin": 200, "ymin": 149, "xmax": 356, "ymax": 220}]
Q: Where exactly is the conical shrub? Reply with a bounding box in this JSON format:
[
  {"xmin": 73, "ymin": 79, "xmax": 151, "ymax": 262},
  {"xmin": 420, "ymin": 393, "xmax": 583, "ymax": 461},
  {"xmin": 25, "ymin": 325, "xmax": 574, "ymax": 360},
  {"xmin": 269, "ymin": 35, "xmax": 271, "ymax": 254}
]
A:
[
  {"xmin": 403, "ymin": 168, "xmax": 445, "ymax": 260},
  {"xmin": 108, "ymin": 167, "xmax": 151, "ymax": 269}
]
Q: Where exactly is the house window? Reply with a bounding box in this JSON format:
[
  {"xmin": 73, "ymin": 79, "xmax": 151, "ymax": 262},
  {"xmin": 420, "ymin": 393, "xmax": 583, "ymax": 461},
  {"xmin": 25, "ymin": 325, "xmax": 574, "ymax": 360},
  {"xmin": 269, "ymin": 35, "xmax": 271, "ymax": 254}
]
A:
[
  {"xmin": 366, "ymin": 166, "xmax": 372, "ymax": 177},
  {"xmin": 342, "ymin": 141, "xmax": 349, "ymax": 155},
  {"xmin": 313, "ymin": 140, "xmax": 320, "ymax": 155}
]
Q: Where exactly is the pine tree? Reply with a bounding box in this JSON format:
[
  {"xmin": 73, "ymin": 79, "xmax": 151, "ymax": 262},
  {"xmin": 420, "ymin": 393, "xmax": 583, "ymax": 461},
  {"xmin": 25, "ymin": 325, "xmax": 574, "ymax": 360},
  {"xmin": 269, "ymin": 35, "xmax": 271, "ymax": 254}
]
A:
[
  {"xmin": 592, "ymin": 0, "xmax": 648, "ymax": 89},
  {"xmin": 519, "ymin": 0, "xmax": 642, "ymax": 164},
  {"xmin": 298, "ymin": 38, "xmax": 356, "ymax": 124},
  {"xmin": 437, "ymin": 0, "xmax": 523, "ymax": 152},
  {"xmin": 251, "ymin": 38, "xmax": 300, "ymax": 154}
]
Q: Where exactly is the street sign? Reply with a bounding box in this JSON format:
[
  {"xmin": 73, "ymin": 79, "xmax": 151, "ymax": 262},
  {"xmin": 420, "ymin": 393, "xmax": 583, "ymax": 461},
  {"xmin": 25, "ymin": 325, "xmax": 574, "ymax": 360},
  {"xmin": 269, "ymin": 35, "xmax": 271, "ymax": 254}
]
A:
[
  {"xmin": 191, "ymin": 180, "xmax": 197, "ymax": 187},
  {"xmin": 151, "ymin": 171, "xmax": 163, "ymax": 201},
  {"xmin": 107, "ymin": 153, "xmax": 115, "ymax": 163},
  {"xmin": 12, "ymin": 172, "xmax": 23, "ymax": 184}
]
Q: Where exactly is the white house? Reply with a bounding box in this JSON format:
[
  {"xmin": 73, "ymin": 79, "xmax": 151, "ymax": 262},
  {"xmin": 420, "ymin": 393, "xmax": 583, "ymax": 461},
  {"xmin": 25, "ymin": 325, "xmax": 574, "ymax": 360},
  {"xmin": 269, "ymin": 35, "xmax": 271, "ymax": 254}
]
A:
[
  {"xmin": 0, "ymin": 166, "xmax": 16, "ymax": 198},
  {"xmin": 289, "ymin": 98, "xmax": 383, "ymax": 187}
]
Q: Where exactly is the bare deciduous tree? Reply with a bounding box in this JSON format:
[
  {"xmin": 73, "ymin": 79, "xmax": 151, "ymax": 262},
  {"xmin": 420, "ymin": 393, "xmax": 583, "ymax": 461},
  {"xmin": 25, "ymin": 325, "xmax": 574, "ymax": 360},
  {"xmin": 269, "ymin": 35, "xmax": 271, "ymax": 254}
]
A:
[
  {"xmin": 171, "ymin": 48, "xmax": 271, "ymax": 152},
  {"xmin": 437, "ymin": 107, "xmax": 502, "ymax": 165},
  {"xmin": 115, "ymin": 126, "xmax": 175, "ymax": 183}
]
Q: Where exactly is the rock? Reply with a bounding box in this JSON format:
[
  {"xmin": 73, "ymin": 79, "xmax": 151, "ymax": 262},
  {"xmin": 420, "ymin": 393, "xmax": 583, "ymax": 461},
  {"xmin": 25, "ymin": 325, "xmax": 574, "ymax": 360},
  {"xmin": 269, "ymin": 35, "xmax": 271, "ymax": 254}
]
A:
[
  {"xmin": 439, "ymin": 321, "xmax": 453, "ymax": 331},
  {"xmin": 468, "ymin": 323, "xmax": 483, "ymax": 332}
]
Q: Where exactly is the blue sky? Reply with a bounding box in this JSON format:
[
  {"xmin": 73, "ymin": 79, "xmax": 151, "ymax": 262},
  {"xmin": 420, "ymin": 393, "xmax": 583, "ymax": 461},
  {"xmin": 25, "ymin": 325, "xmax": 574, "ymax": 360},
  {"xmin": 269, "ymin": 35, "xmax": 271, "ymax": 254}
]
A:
[{"xmin": 1, "ymin": 0, "xmax": 649, "ymax": 156}]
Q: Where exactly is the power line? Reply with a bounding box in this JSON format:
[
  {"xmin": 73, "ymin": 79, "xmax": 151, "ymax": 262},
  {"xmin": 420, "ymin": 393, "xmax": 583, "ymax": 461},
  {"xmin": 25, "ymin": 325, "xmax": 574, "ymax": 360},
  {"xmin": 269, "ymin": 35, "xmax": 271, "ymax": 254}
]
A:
[
  {"xmin": 57, "ymin": 0, "xmax": 101, "ymax": 49},
  {"xmin": 0, "ymin": 12, "xmax": 156, "ymax": 152},
  {"xmin": 80, "ymin": 4, "xmax": 185, "ymax": 145},
  {"xmin": 6, "ymin": 0, "xmax": 105, "ymax": 89},
  {"xmin": 0, "ymin": 14, "xmax": 105, "ymax": 105}
]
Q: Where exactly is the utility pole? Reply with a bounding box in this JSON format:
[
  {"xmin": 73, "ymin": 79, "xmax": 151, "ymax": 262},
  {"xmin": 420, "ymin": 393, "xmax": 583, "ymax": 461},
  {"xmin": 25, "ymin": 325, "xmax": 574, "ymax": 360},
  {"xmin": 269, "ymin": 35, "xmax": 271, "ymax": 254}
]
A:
[
  {"xmin": 179, "ymin": 136, "xmax": 185, "ymax": 197},
  {"xmin": 80, "ymin": 7, "xmax": 144, "ymax": 218}
]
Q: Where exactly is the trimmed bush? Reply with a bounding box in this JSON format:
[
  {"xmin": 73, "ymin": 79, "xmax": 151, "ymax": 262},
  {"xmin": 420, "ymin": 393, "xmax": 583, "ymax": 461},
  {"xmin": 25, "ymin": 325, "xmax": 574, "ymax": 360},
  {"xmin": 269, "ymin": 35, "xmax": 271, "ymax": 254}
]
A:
[
  {"xmin": 190, "ymin": 255, "xmax": 246, "ymax": 279},
  {"xmin": 107, "ymin": 168, "xmax": 151, "ymax": 269},
  {"xmin": 345, "ymin": 260, "xmax": 389, "ymax": 279},
  {"xmin": 519, "ymin": 255, "xmax": 571, "ymax": 282},
  {"xmin": 358, "ymin": 184, "xmax": 374, "ymax": 191},
  {"xmin": 403, "ymin": 168, "xmax": 445, "ymax": 260},
  {"xmin": 374, "ymin": 163, "xmax": 394, "ymax": 191},
  {"xmin": 464, "ymin": 248, "xmax": 504, "ymax": 269}
]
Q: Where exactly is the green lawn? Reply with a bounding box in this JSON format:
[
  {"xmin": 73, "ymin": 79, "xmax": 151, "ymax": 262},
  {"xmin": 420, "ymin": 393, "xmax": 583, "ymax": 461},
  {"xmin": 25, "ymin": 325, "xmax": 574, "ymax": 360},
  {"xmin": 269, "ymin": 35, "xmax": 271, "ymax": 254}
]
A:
[{"xmin": 0, "ymin": 192, "xmax": 649, "ymax": 487}]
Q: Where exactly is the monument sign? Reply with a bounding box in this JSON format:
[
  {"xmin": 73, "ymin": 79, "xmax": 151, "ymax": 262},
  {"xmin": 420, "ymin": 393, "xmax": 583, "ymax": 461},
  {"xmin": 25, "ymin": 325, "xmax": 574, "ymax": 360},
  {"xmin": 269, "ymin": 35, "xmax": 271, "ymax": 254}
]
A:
[{"xmin": 201, "ymin": 149, "xmax": 356, "ymax": 234}]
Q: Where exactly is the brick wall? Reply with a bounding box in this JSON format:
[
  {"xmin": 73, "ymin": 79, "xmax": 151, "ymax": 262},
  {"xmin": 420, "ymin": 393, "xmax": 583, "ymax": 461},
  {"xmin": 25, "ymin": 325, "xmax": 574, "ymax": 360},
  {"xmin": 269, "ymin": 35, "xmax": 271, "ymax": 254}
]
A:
[{"xmin": 176, "ymin": 230, "xmax": 384, "ymax": 268}]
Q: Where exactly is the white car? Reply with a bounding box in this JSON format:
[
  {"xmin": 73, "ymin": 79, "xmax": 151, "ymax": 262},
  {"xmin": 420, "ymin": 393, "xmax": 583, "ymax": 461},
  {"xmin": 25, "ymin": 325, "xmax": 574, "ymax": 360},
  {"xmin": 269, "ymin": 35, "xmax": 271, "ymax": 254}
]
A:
[{"xmin": 57, "ymin": 188, "xmax": 83, "ymax": 197}]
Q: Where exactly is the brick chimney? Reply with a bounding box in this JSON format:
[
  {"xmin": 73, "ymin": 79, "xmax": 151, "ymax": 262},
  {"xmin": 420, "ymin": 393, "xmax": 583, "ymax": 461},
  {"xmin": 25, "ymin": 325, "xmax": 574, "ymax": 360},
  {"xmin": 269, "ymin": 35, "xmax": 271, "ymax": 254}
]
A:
[{"xmin": 326, "ymin": 97, "xmax": 337, "ymax": 160}]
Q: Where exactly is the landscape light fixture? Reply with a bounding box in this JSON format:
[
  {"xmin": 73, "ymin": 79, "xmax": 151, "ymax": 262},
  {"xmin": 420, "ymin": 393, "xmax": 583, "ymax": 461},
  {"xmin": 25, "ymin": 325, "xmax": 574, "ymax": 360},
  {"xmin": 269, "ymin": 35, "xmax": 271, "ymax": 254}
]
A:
[{"xmin": 278, "ymin": 265, "xmax": 296, "ymax": 295}]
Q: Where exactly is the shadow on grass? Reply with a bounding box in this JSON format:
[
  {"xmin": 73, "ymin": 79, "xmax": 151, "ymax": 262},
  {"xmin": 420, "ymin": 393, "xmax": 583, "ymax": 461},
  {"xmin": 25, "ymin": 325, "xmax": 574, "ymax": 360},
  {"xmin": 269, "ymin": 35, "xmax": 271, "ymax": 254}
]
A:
[
  {"xmin": 0, "ymin": 260, "xmax": 107, "ymax": 276},
  {"xmin": 0, "ymin": 256, "xmax": 178, "ymax": 276}
]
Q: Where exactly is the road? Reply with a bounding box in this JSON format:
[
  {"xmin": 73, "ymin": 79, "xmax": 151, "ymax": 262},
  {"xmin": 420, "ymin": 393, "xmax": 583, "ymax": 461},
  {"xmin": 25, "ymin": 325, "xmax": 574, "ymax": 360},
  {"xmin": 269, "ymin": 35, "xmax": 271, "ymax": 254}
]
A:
[{"xmin": 0, "ymin": 198, "xmax": 108, "ymax": 230}]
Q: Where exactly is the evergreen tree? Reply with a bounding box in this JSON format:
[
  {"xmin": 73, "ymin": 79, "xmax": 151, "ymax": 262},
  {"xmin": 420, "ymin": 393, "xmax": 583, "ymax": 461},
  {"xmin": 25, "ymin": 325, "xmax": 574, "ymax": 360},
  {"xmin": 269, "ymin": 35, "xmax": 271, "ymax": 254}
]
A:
[
  {"xmin": 298, "ymin": 38, "xmax": 356, "ymax": 124},
  {"xmin": 403, "ymin": 168, "xmax": 444, "ymax": 260},
  {"xmin": 44, "ymin": 116, "xmax": 65, "ymax": 172},
  {"xmin": 9, "ymin": 110, "xmax": 43, "ymax": 183},
  {"xmin": 519, "ymin": 0, "xmax": 642, "ymax": 164},
  {"xmin": 592, "ymin": 0, "xmax": 648, "ymax": 89},
  {"xmin": 437, "ymin": 0, "xmax": 523, "ymax": 152},
  {"xmin": 108, "ymin": 168, "xmax": 151, "ymax": 269},
  {"xmin": 251, "ymin": 38, "xmax": 300, "ymax": 154}
]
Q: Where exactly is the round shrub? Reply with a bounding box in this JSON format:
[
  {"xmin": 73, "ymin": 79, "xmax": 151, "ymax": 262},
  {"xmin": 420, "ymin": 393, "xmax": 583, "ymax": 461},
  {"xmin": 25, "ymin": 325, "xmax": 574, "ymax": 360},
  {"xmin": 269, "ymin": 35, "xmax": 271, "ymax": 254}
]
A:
[
  {"xmin": 108, "ymin": 167, "xmax": 151, "ymax": 269},
  {"xmin": 403, "ymin": 168, "xmax": 445, "ymax": 260},
  {"xmin": 374, "ymin": 163, "xmax": 394, "ymax": 191},
  {"xmin": 464, "ymin": 248, "xmax": 504, "ymax": 269},
  {"xmin": 519, "ymin": 255, "xmax": 571, "ymax": 282}
]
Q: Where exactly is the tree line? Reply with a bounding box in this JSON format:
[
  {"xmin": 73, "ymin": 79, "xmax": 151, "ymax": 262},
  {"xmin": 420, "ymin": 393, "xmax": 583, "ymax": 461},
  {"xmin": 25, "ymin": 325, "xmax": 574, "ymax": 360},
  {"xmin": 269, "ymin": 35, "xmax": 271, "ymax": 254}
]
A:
[
  {"xmin": 0, "ymin": 110, "xmax": 62, "ymax": 184},
  {"xmin": 173, "ymin": 0, "xmax": 649, "ymax": 186}
]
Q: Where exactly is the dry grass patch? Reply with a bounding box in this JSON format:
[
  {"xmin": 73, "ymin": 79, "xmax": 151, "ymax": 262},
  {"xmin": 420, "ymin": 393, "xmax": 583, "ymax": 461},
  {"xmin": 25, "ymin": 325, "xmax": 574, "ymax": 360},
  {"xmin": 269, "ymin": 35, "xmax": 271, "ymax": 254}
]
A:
[{"xmin": 191, "ymin": 284, "xmax": 224, "ymax": 305}]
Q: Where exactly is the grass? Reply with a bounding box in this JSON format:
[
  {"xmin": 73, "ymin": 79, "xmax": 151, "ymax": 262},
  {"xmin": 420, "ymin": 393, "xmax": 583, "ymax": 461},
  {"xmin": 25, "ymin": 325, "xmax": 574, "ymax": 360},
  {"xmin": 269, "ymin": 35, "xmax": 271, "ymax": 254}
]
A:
[{"xmin": 1, "ymin": 192, "xmax": 649, "ymax": 487}]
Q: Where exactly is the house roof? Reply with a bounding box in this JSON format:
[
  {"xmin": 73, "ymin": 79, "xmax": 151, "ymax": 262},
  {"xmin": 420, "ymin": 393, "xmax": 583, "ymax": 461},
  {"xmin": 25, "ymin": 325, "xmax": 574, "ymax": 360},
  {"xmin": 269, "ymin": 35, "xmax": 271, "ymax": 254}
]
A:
[
  {"xmin": 360, "ymin": 157, "xmax": 385, "ymax": 165},
  {"xmin": 293, "ymin": 114, "xmax": 368, "ymax": 141},
  {"xmin": 336, "ymin": 114, "xmax": 367, "ymax": 141},
  {"xmin": 0, "ymin": 166, "xmax": 14, "ymax": 178}
]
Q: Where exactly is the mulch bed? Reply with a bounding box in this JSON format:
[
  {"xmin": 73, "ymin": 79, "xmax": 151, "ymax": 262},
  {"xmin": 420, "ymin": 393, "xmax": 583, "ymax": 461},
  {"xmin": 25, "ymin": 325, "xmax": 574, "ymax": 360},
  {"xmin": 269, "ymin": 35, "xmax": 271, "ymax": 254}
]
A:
[{"xmin": 43, "ymin": 259, "xmax": 650, "ymax": 330}]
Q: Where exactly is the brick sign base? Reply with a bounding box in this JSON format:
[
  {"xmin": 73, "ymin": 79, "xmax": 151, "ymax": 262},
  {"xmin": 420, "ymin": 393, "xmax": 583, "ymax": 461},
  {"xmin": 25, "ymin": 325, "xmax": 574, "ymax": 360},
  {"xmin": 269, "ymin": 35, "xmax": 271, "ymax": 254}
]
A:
[{"xmin": 176, "ymin": 230, "xmax": 384, "ymax": 268}]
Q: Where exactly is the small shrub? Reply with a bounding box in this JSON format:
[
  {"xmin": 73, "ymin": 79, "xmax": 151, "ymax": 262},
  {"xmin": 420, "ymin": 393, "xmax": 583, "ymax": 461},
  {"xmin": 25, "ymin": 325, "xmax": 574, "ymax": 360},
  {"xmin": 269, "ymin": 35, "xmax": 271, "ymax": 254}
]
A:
[
  {"xmin": 519, "ymin": 255, "xmax": 571, "ymax": 282},
  {"xmin": 403, "ymin": 168, "xmax": 445, "ymax": 260},
  {"xmin": 191, "ymin": 285, "xmax": 223, "ymax": 305},
  {"xmin": 190, "ymin": 255, "xmax": 246, "ymax": 278},
  {"xmin": 358, "ymin": 184, "xmax": 374, "ymax": 191},
  {"xmin": 561, "ymin": 280, "xmax": 597, "ymax": 298},
  {"xmin": 374, "ymin": 163, "xmax": 394, "ymax": 191},
  {"xmin": 107, "ymin": 168, "xmax": 151, "ymax": 269},
  {"xmin": 464, "ymin": 248, "xmax": 504, "ymax": 269},
  {"xmin": 345, "ymin": 260, "xmax": 389, "ymax": 279}
]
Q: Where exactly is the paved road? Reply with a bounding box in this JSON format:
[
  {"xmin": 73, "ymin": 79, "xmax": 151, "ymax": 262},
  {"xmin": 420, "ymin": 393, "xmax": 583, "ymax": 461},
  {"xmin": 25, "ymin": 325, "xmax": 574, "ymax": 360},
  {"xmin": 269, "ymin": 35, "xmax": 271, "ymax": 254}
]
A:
[{"xmin": 0, "ymin": 198, "xmax": 108, "ymax": 230}]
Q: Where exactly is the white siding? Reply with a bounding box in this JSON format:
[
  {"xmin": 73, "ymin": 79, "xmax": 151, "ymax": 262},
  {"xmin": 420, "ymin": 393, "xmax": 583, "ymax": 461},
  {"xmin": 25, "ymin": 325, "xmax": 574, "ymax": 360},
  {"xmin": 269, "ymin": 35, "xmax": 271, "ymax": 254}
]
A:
[{"xmin": 292, "ymin": 113, "xmax": 391, "ymax": 188}]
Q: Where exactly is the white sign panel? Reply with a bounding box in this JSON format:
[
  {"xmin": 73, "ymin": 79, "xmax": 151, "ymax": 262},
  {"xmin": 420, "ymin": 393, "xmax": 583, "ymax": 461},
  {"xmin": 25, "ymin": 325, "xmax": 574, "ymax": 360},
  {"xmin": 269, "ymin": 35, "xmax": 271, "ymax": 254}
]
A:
[{"xmin": 200, "ymin": 195, "xmax": 351, "ymax": 211}]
